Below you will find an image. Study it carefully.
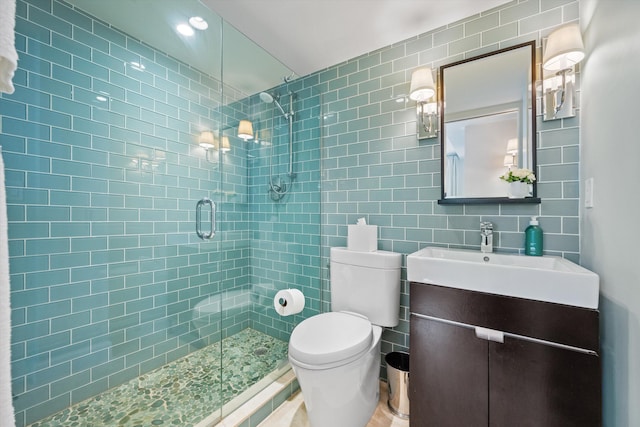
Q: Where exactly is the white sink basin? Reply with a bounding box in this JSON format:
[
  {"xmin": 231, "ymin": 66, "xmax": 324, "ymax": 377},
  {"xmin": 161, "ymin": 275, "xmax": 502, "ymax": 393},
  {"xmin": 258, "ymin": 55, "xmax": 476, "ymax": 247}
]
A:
[{"xmin": 407, "ymin": 247, "xmax": 599, "ymax": 309}]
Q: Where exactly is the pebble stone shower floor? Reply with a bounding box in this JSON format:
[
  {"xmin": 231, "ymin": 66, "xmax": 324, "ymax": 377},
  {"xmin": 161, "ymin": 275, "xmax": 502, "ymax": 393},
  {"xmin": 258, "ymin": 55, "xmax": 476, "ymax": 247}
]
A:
[{"xmin": 29, "ymin": 328, "xmax": 289, "ymax": 427}]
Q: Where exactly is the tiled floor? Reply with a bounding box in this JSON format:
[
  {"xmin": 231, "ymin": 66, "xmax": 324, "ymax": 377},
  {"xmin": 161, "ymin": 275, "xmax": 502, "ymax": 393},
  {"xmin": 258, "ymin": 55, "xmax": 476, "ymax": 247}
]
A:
[
  {"xmin": 258, "ymin": 381, "xmax": 410, "ymax": 427},
  {"xmin": 29, "ymin": 329, "xmax": 288, "ymax": 427}
]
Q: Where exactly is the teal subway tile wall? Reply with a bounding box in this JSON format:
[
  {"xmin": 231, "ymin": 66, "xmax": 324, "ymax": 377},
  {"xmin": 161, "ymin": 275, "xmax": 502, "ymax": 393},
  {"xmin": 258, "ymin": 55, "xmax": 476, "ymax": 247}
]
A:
[
  {"xmin": 3, "ymin": 0, "xmax": 321, "ymax": 425},
  {"xmin": 2, "ymin": 0, "xmax": 582, "ymax": 424},
  {"xmin": 314, "ymin": 0, "xmax": 582, "ymax": 362},
  {"xmin": 245, "ymin": 82, "xmax": 323, "ymax": 340}
]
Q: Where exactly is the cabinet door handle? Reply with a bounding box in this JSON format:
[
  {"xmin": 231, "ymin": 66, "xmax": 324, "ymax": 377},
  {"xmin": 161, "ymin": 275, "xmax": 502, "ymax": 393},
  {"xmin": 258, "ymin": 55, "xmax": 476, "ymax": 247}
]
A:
[
  {"xmin": 412, "ymin": 312, "xmax": 597, "ymax": 355},
  {"xmin": 475, "ymin": 326, "xmax": 504, "ymax": 343}
]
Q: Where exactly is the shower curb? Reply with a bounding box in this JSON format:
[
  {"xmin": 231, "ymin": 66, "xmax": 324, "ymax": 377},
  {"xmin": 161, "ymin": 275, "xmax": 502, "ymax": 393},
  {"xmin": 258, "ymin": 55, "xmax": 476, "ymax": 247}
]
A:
[{"xmin": 200, "ymin": 366, "xmax": 298, "ymax": 427}]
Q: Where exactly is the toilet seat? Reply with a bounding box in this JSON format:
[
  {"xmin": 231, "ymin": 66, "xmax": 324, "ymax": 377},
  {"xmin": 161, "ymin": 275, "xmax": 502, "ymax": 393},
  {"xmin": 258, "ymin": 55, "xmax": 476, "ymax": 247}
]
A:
[{"xmin": 289, "ymin": 312, "xmax": 373, "ymax": 367}]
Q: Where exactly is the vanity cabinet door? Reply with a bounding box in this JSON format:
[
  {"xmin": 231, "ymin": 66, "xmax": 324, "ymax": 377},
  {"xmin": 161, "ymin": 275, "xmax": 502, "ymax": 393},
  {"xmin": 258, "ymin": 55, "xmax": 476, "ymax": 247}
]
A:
[
  {"xmin": 489, "ymin": 337, "xmax": 601, "ymax": 427},
  {"xmin": 409, "ymin": 314, "xmax": 488, "ymax": 427},
  {"xmin": 410, "ymin": 281, "xmax": 601, "ymax": 427}
]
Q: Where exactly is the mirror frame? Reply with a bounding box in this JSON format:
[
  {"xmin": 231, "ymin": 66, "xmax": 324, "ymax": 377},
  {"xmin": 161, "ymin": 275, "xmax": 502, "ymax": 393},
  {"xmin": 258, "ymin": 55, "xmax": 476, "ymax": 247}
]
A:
[{"xmin": 438, "ymin": 41, "xmax": 540, "ymax": 205}]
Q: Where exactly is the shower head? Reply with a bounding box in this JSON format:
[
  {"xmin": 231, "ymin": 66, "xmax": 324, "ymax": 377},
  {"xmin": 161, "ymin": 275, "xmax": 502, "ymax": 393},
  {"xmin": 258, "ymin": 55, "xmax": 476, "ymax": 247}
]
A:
[
  {"xmin": 261, "ymin": 91, "xmax": 289, "ymax": 119},
  {"xmin": 259, "ymin": 92, "xmax": 275, "ymax": 103}
]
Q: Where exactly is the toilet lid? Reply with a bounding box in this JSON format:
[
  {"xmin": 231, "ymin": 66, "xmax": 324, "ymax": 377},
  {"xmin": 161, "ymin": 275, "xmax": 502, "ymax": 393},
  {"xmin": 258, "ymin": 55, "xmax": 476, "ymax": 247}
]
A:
[{"xmin": 289, "ymin": 312, "xmax": 373, "ymax": 366}]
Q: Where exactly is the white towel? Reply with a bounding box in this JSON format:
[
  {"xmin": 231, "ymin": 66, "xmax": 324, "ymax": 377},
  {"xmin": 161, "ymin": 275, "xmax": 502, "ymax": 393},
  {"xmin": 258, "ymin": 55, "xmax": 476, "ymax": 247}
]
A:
[
  {"xmin": 0, "ymin": 0, "xmax": 18, "ymax": 94},
  {"xmin": 0, "ymin": 149, "xmax": 15, "ymax": 426}
]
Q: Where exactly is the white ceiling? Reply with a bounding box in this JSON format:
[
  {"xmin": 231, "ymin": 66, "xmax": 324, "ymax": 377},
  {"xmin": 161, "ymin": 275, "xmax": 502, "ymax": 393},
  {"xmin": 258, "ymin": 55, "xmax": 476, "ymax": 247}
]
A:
[
  {"xmin": 204, "ymin": 0, "xmax": 513, "ymax": 78},
  {"xmin": 66, "ymin": 0, "xmax": 512, "ymax": 96}
]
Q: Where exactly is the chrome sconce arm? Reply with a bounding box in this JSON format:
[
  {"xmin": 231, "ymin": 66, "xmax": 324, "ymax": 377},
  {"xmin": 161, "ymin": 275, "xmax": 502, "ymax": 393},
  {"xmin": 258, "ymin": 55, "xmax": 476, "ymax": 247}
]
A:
[
  {"xmin": 543, "ymin": 67, "xmax": 576, "ymax": 121},
  {"xmin": 417, "ymin": 98, "xmax": 439, "ymax": 139},
  {"xmin": 553, "ymin": 68, "xmax": 570, "ymax": 116},
  {"xmin": 542, "ymin": 23, "xmax": 585, "ymax": 121}
]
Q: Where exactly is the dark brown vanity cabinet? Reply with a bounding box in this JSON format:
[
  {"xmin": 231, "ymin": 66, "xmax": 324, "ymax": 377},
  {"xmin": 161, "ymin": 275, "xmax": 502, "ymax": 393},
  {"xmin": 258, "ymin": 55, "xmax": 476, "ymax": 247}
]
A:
[{"xmin": 409, "ymin": 282, "xmax": 601, "ymax": 427}]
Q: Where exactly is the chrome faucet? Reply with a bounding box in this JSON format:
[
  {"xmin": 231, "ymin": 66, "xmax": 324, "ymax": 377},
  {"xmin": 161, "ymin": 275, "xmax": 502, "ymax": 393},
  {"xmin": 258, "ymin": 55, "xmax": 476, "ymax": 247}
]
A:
[{"xmin": 480, "ymin": 222, "xmax": 493, "ymax": 253}]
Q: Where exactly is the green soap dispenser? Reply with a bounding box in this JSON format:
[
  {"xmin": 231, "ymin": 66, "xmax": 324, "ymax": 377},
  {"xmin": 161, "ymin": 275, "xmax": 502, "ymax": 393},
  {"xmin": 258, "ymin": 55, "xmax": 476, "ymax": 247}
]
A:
[{"xmin": 525, "ymin": 216, "xmax": 543, "ymax": 256}]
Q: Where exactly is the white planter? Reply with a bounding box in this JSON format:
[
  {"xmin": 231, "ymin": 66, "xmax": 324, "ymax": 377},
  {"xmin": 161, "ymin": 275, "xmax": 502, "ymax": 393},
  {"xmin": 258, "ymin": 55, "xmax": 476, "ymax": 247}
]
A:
[{"xmin": 508, "ymin": 181, "xmax": 530, "ymax": 198}]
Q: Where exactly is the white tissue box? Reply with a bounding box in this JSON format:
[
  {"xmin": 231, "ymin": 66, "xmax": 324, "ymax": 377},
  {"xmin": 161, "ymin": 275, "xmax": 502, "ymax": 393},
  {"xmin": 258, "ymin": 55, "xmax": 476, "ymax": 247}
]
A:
[{"xmin": 348, "ymin": 225, "xmax": 377, "ymax": 252}]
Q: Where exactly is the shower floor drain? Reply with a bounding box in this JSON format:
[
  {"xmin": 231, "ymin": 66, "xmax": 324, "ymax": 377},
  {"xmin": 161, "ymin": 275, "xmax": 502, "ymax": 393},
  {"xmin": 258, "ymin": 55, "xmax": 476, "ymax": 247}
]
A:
[{"xmin": 254, "ymin": 347, "xmax": 268, "ymax": 356}]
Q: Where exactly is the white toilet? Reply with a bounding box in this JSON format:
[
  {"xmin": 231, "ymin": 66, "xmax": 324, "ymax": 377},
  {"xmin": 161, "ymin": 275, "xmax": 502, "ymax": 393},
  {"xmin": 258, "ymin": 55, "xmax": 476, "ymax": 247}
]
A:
[{"xmin": 288, "ymin": 247, "xmax": 402, "ymax": 427}]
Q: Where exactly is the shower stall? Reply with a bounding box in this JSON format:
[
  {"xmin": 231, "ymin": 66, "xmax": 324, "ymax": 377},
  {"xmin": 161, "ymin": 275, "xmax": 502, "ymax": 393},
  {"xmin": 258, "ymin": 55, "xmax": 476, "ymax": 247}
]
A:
[{"xmin": 4, "ymin": 1, "xmax": 322, "ymax": 425}]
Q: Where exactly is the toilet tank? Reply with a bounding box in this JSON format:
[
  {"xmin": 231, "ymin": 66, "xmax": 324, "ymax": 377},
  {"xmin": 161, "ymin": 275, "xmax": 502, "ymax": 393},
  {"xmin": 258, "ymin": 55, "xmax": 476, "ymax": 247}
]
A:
[{"xmin": 330, "ymin": 247, "xmax": 402, "ymax": 327}]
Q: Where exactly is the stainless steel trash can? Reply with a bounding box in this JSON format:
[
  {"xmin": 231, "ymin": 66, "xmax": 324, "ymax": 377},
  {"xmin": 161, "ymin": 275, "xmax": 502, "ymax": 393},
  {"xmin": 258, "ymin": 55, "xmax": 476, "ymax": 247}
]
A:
[{"xmin": 385, "ymin": 351, "xmax": 410, "ymax": 418}]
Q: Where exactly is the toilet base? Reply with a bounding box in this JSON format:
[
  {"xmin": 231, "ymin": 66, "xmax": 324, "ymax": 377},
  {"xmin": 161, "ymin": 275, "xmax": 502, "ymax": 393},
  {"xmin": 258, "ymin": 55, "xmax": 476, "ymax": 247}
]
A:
[{"xmin": 289, "ymin": 327, "xmax": 382, "ymax": 427}]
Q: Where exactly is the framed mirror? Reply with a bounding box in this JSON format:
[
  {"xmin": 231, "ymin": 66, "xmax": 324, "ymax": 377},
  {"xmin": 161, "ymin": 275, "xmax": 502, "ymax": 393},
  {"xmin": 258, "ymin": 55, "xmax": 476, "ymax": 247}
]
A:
[{"xmin": 438, "ymin": 41, "xmax": 540, "ymax": 204}]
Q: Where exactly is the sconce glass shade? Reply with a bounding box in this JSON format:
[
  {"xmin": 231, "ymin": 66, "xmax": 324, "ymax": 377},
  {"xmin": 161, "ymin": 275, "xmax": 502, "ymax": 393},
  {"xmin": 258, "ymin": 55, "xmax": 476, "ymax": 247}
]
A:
[
  {"xmin": 237, "ymin": 120, "xmax": 254, "ymax": 141},
  {"xmin": 220, "ymin": 136, "xmax": 231, "ymax": 152},
  {"xmin": 198, "ymin": 131, "xmax": 216, "ymax": 149},
  {"xmin": 506, "ymin": 138, "xmax": 518, "ymax": 154},
  {"xmin": 543, "ymin": 23, "xmax": 585, "ymax": 71},
  {"xmin": 504, "ymin": 154, "xmax": 515, "ymax": 167},
  {"xmin": 409, "ymin": 68, "xmax": 436, "ymax": 102},
  {"xmin": 423, "ymin": 100, "xmax": 437, "ymax": 115}
]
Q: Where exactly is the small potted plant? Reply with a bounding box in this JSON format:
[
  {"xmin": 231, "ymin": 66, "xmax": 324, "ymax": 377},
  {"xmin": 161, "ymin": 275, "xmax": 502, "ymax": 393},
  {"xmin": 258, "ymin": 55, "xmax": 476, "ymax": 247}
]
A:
[{"xmin": 499, "ymin": 167, "xmax": 536, "ymax": 198}]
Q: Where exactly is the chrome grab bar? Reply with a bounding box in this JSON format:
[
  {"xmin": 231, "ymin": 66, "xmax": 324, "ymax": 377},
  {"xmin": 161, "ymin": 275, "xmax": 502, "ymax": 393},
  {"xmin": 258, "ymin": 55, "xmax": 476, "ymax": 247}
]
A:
[{"xmin": 196, "ymin": 198, "xmax": 215, "ymax": 240}]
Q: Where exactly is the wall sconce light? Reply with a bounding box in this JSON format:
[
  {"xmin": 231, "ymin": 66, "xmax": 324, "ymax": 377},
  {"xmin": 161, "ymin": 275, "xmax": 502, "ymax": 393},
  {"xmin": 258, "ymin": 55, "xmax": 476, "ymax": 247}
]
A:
[
  {"xmin": 504, "ymin": 138, "xmax": 519, "ymax": 168},
  {"xmin": 198, "ymin": 131, "xmax": 231, "ymax": 162},
  {"xmin": 198, "ymin": 131, "xmax": 216, "ymax": 162},
  {"xmin": 237, "ymin": 120, "xmax": 254, "ymax": 141},
  {"xmin": 504, "ymin": 154, "xmax": 515, "ymax": 168},
  {"xmin": 542, "ymin": 23, "xmax": 585, "ymax": 121},
  {"xmin": 409, "ymin": 67, "xmax": 438, "ymax": 139},
  {"xmin": 198, "ymin": 131, "xmax": 216, "ymax": 149},
  {"xmin": 219, "ymin": 136, "xmax": 230, "ymax": 152}
]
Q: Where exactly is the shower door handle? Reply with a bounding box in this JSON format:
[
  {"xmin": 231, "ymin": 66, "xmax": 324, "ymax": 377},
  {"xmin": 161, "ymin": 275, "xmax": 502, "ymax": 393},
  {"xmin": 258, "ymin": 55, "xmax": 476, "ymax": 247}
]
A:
[{"xmin": 196, "ymin": 198, "xmax": 215, "ymax": 240}]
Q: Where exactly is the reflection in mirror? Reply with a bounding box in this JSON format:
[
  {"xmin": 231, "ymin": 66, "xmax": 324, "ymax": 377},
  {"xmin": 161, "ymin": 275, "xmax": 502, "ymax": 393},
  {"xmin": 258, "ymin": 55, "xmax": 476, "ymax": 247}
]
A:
[
  {"xmin": 445, "ymin": 111, "xmax": 522, "ymax": 198},
  {"xmin": 439, "ymin": 41, "xmax": 539, "ymax": 204}
]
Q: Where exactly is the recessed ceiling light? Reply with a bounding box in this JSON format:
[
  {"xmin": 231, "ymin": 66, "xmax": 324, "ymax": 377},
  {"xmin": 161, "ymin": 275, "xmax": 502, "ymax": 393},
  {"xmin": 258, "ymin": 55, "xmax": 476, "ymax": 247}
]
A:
[
  {"xmin": 189, "ymin": 16, "xmax": 208, "ymax": 30},
  {"xmin": 176, "ymin": 23, "xmax": 194, "ymax": 36}
]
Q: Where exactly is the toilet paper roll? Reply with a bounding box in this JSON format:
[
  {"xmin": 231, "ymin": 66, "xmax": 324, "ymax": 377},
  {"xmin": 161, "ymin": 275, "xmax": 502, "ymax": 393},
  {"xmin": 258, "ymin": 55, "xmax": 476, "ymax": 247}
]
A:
[{"xmin": 273, "ymin": 289, "xmax": 305, "ymax": 316}]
